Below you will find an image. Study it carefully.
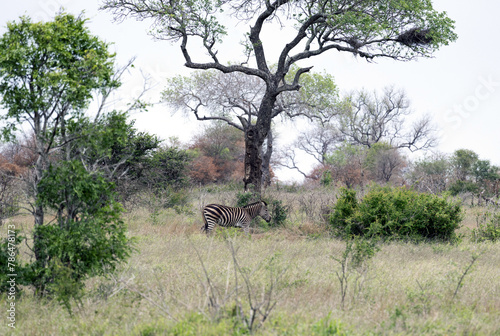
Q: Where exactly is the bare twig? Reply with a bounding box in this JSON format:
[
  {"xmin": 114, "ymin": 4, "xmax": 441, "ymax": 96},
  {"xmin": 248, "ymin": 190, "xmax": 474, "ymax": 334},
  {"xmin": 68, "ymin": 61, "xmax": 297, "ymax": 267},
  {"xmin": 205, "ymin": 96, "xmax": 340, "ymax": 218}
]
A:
[{"xmin": 452, "ymin": 253, "xmax": 481, "ymax": 300}]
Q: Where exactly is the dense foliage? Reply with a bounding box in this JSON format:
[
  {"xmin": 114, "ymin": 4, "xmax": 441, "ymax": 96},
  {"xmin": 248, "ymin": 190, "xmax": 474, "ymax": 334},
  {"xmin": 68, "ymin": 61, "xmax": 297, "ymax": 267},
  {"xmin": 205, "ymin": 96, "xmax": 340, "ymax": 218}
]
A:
[
  {"xmin": 34, "ymin": 161, "xmax": 132, "ymax": 307},
  {"xmin": 409, "ymin": 149, "xmax": 500, "ymax": 203},
  {"xmin": 0, "ymin": 13, "xmax": 134, "ymax": 310},
  {"xmin": 473, "ymin": 212, "xmax": 500, "ymax": 242},
  {"xmin": 66, "ymin": 111, "xmax": 160, "ymax": 181},
  {"xmin": 0, "ymin": 13, "xmax": 116, "ymax": 140},
  {"xmin": 189, "ymin": 123, "xmax": 245, "ymax": 185},
  {"xmin": 139, "ymin": 145, "xmax": 192, "ymax": 190},
  {"xmin": 330, "ymin": 186, "xmax": 463, "ymax": 241}
]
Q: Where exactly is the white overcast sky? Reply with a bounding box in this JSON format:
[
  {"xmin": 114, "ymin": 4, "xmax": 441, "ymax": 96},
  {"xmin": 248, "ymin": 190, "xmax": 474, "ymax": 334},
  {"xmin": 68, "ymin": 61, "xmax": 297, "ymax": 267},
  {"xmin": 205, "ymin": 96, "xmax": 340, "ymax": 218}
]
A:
[{"xmin": 1, "ymin": 0, "xmax": 500, "ymax": 182}]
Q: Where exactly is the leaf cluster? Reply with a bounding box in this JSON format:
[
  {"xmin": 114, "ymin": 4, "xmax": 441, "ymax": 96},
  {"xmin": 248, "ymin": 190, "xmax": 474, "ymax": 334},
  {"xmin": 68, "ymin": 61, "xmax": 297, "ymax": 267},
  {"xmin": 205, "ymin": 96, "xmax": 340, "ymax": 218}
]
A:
[
  {"xmin": 140, "ymin": 145, "xmax": 193, "ymax": 190},
  {"xmin": 32, "ymin": 160, "xmax": 132, "ymax": 303},
  {"xmin": 0, "ymin": 13, "xmax": 117, "ymax": 139},
  {"xmin": 330, "ymin": 185, "xmax": 463, "ymax": 241},
  {"xmin": 66, "ymin": 110, "xmax": 161, "ymax": 180},
  {"xmin": 472, "ymin": 212, "xmax": 500, "ymax": 242}
]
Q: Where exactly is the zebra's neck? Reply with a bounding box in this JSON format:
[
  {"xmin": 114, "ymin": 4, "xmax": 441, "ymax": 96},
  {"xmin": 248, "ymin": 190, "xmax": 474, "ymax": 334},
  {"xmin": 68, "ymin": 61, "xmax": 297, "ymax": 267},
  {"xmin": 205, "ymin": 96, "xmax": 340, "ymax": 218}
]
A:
[{"xmin": 243, "ymin": 202, "xmax": 261, "ymax": 219}]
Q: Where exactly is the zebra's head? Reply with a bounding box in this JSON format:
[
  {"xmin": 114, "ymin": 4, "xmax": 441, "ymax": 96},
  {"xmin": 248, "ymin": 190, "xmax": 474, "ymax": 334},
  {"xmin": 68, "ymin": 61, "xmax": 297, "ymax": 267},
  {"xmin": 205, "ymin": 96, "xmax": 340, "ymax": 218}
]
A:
[{"xmin": 260, "ymin": 201, "xmax": 271, "ymax": 222}]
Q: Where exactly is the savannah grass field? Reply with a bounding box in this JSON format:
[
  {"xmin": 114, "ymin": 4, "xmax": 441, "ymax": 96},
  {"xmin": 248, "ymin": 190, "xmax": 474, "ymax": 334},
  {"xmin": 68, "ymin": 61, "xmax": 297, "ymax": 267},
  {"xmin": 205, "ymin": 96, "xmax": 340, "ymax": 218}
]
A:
[{"xmin": 2, "ymin": 186, "xmax": 500, "ymax": 335}]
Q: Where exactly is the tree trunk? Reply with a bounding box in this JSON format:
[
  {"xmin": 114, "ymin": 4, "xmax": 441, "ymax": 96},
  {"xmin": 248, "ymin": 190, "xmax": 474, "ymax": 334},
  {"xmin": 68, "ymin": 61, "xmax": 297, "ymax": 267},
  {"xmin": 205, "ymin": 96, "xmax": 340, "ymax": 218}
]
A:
[
  {"xmin": 243, "ymin": 90, "xmax": 276, "ymax": 195},
  {"xmin": 243, "ymin": 125, "xmax": 263, "ymax": 194},
  {"xmin": 33, "ymin": 163, "xmax": 45, "ymax": 266},
  {"xmin": 33, "ymin": 135, "xmax": 46, "ymax": 266},
  {"xmin": 261, "ymin": 130, "xmax": 273, "ymax": 188}
]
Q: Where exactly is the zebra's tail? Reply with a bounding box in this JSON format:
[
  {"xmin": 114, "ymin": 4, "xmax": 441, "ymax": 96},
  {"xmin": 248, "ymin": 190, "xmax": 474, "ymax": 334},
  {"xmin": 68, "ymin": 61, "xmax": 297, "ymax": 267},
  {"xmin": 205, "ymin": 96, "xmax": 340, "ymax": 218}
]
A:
[{"xmin": 201, "ymin": 208, "xmax": 209, "ymax": 233}]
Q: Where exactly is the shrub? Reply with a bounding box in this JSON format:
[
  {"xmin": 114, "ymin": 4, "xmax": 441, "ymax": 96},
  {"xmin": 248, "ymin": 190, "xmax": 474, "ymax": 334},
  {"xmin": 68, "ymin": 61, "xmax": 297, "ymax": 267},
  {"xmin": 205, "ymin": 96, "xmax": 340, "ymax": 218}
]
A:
[
  {"xmin": 330, "ymin": 186, "xmax": 463, "ymax": 241},
  {"xmin": 472, "ymin": 212, "xmax": 500, "ymax": 242},
  {"xmin": 0, "ymin": 230, "xmax": 28, "ymax": 293},
  {"xmin": 235, "ymin": 191, "xmax": 257, "ymax": 207},
  {"xmin": 142, "ymin": 145, "xmax": 192, "ymax": 190},
  {"xmin": 30, "ymin": 160, "xmax": 133, "ymax": 309},
  {"xmin": 267, "ymin": 199, "xmax": 289, "ymax": 228},
  {"xmin": 235, "ymin": 193, "xmax": 288, "ymax": 229},
  {"xmin": 329, "ymin": 188, "xmax": 359, "ymax": 236}
]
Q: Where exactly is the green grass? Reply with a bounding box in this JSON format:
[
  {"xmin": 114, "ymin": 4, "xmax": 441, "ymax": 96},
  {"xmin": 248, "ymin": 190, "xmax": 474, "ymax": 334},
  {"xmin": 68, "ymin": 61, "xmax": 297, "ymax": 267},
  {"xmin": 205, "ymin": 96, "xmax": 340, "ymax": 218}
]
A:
[{"xmin": 2, "ymin": 188, "xmax": 500, "ymax": 335}]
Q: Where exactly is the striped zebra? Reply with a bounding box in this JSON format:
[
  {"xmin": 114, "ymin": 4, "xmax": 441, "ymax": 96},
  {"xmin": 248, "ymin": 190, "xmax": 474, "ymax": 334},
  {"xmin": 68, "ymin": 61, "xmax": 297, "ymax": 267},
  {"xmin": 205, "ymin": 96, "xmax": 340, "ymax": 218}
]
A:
[{"xmin": 202, "ymin": 201, "xmax": 271, "ymax": 234}]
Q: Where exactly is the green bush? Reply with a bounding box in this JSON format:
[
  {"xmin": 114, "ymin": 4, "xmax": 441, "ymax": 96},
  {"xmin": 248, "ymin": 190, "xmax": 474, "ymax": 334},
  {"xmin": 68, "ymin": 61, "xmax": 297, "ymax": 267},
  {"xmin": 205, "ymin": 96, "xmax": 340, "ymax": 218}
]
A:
[
  {"xmin": 259, "ymin": 198, "xmax": 289, "ymax": 228},
  {"xmin": 330, "ymin": 186, "xmax": 463, "ymax": 241},
  {"xmin": 267, "ymin": 199, "xmax": 289, "ymax": 228},
  {"xmin": 329, "ymin": 188, "xmax": 358, "ymax": 235},
  {"xmin": 0, "ymin": 230, "xmax": 28, "ymax": 293},
  {"xmin": 235, "ymin": 191, "xmax": 258, "ymax": 207},
  {"xmin": 235, "ymin": 193, "xmax": 289, "ymax": 229},
  {"xmin": 472, "ymin": 212, "xmax": 500, "ymax": 242},
  {"xmin": 30, "ymin": 160, "xmax": 133, "ymax": 309}
]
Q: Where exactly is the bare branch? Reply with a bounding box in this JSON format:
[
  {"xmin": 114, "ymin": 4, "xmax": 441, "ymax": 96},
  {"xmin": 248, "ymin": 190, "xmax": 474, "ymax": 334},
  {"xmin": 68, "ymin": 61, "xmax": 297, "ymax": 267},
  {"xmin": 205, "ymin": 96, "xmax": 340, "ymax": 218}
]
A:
[
  {"xmin": 276, "ymin": 146, "xmax": 312, "ymax": 179},
  {"xmin": 339, "ymin": 87, "xmax": 436, "ymax": 151}
]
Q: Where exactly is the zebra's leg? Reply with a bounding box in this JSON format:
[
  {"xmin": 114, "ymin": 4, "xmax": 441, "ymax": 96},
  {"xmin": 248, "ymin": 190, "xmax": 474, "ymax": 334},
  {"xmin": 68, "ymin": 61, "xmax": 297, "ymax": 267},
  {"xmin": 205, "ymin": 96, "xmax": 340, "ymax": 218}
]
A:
[
  {"xmin": 202, "ymin": 213, "xmax": 216, "ymax": 235},
  {"xmin": 201, "ymin": 216, "xmax": 209, "ymax": 234},
  {"xmin": 201, "ymin": 224, "xmax": 213, "ymax": 235}
]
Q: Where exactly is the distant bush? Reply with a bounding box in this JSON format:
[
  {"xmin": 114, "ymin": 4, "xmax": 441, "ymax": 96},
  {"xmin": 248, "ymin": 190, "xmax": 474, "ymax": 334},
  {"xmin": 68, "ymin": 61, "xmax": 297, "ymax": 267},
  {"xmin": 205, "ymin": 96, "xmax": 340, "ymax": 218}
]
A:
[
  {"xmin": 472, "ymin": 212, "xmax": 500, "ymax": 242},
  {"xmin": 330, "ymin": 186, "xmax": 463, "ymax": 241},
  {"xmin": 136, "ymin": 145, "xmax": 192, "ymax": 191}
]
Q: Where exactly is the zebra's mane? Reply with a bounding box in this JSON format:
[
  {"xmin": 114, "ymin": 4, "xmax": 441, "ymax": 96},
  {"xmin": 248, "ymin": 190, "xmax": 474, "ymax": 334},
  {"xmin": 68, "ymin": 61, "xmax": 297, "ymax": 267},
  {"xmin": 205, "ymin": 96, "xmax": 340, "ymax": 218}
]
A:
[{"xmin": 243, "ymin": 200, "xmax": 266, "ymax": 208}]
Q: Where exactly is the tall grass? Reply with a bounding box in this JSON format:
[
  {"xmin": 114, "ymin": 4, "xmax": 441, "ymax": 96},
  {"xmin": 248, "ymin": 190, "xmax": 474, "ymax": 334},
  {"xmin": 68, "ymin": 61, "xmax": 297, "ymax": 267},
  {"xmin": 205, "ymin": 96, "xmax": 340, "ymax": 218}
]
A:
[{"xmin": 2, "ymin": 186, "xmax": 500, "ymax": 335}]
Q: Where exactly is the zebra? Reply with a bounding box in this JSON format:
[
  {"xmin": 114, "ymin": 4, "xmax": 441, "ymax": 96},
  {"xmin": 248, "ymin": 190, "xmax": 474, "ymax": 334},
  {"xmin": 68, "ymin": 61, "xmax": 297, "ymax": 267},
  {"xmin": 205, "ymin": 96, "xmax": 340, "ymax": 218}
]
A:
[{"xmin": 202, "ymin": 201, "xmax": 271, "ymax": 234}]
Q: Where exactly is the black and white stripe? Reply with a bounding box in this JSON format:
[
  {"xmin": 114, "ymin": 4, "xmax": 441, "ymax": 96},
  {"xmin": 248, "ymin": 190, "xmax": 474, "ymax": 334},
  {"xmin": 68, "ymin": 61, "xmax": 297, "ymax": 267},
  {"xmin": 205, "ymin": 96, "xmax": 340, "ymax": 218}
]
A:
[{"xmin": 202, "ymin": 201, "xmax": 271, "ymax": 234}]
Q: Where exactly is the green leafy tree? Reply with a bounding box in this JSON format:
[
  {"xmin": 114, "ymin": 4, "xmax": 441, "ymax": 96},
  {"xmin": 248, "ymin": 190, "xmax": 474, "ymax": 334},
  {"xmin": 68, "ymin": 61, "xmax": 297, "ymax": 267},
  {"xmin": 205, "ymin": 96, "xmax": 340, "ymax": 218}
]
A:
[
  {"xmin": 448, "ymin": 149, "xmax": 483, "ymax": 196},
  {"xmin": 0, "ymin": 13, "xmax": 137, "ymax": 306},
  {"xmin": 65, "ymin": 110, "xmax": 161, "ymax": 196},
  {"xmin": 448, "ymin": 149, "xmax": 500, "ymax": 202},
  {"xmin": 33, "ymin": 160, "xmax": 131, "ymax": 306},
  {"xmin": 0, "ymin": 13, "xmax": 117, "ymax": 263},
  {"xmin": 473, "ymin": 160, "xmax": 498, "ymax": 184},
  {"xmin": 102, "ymin": 0, "xmax": 457, "ymax": 194},
  {"xmin": 408, "ymin": 153, "xmax": 450, "ymax": 194},
  {"xmin": 450, "ymin": 149, "xmax": 479, "ymax": 182}
]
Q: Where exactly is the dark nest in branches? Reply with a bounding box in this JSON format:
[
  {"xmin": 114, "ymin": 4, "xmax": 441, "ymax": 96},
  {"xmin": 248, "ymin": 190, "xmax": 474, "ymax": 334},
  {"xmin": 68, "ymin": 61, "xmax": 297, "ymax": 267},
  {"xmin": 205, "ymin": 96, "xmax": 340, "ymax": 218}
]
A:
[{"xmin": 397, "ymin": 28, "xmax": 433, "ymax": 47}]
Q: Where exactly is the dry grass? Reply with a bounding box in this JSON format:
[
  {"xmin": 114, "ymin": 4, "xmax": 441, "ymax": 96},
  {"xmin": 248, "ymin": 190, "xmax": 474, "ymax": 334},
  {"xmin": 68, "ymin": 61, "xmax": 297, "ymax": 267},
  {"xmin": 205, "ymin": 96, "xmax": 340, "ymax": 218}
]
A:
[{"xmin": 2, "ymin": 189, "xmax": 500, "ymax": 335}]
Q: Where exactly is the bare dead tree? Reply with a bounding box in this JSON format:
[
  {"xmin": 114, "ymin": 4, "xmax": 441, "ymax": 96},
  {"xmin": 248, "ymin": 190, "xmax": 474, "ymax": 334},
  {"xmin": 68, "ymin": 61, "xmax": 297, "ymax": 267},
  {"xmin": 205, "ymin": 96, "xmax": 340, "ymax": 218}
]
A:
[
  {"xmin": 277, "ymin": 145, "xmax": 311, "ymax": 180},
  {"xmin": 370, "ymin": 147, "xmax": 406, "ymax": 183},
  {"xmin": 280, "ymin": 87, "xmax": 432, "ymax": 181},
  {"xmin": 340, "ymin": 87, "xmax": 437, "ymax": 151},
  {"xmin": 278, "ymin": 122, "xmax": 343, "ymax": 178}
]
